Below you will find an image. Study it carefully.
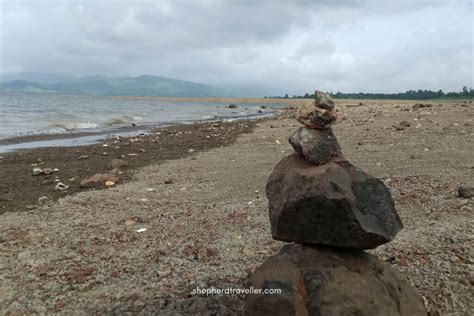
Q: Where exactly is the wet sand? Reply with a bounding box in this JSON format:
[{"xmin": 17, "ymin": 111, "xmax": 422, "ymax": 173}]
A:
[
  {"xmin": 0, "ymin": 120, "xmax": 260, "ymax": 214},
  {"xmin": 0, "ymin": 124, "xmax": 147, "ymax": 146}
]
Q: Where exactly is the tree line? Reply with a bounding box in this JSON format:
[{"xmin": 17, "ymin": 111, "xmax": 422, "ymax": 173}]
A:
[{"xmin": 266, "ymin": 86, "xmax": 474, "ymax": 100}]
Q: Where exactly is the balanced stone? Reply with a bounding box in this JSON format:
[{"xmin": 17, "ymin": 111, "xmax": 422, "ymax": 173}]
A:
[
  {"xmin": 243, "ymin": 243, "xmax": 427, "ymax": 316},
  {"xmin": 296, "ymin": 91, "xmax": 337, "ymax": 129},
  {"xmin": 266, "ymin": 154, "xmax": 402, "ymax": 249},
  {"xmin": 313, "ymin": 90, "xmax": 335, "ymax": 110},
  {"xmin": 289, "ymin": 126, "xmax": 342, "ymax": 165}
]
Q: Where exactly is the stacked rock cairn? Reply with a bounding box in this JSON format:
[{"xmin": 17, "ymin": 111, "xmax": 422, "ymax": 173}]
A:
[{"xmin": 243, "ymin": 91, "xmax": 428, "ymax": 315}]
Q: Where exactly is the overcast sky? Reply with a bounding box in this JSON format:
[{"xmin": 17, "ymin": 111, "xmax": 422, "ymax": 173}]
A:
[{"xmin": 0, "ymin": 0, "xmax": 473, "ymax": 94}]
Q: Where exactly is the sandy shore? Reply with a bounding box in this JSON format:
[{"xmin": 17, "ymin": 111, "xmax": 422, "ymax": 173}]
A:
[
  {"xmin": 0, "ymin": 120, "xmax": 262, "ymax": 214},
  {"xmin": 0, "ymin": 100, "xmax": 473, "ymax": 314}
]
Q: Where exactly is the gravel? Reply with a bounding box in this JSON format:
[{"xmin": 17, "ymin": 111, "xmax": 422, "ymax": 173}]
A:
[{"xmin": 0, "ymin": 100, "xmax": 472, "ymax": 314}]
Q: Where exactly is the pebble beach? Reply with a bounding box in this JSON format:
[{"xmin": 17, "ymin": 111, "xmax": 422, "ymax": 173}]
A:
[{"xmin": 0, "ymin": 99, "xmax": 473, "ymax": 314}]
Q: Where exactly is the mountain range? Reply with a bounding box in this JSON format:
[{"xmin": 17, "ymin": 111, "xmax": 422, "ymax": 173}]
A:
[{"xmin": 0, "ymin": 73, "xmax": 261, "ymax": 97}]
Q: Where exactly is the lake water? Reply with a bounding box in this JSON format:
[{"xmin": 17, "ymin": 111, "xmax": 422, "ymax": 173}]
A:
[{"xmin": 0, "ymin": 92, "xmax": 283, "ymax": 152}]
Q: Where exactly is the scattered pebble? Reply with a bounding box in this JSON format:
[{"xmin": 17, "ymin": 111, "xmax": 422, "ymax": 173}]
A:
[
  {"xmin": 457, "ymin": 186, "xmax": 474, "ymax": 198},
  {"xmin": 37, "ymin": 196, "xmax": 50, "ymax": 204},
  {"xmin": 54, "ymin": 182, "xmax": 69, "ymax": 191},
  {"xmin": 105, "ymin": 181, "xmax": 115, "ymax": 187},
  {"xmin": 31, "ymin": 168, "xmax": 42, "ymax": 176},
  {"xmin": 393, "ymin": 121, "xmax": 411, "ymax": 131},
  {"xmin": 125, "ymin": 219, "xmax": 137, "ymax": 227}
]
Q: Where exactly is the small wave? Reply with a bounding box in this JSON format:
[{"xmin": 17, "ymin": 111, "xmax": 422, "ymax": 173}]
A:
[
  {"xmin": 42, "ymin": 122, "xmax": 99, "ymax": 133},
  {"xmin": 106, "ymin": 115, "xmax": 143, "ymax": 126},
  {"xmin": 107, "ymin": 118, "xmax": 128, "ymax": 126},
  {"xmin": 201, "ymin": 115, "xmax": 219, "ymax": 120}
]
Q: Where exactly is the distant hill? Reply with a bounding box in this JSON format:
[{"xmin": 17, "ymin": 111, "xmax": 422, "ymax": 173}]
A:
[
  {"xmin": 0, "ymin": 72, "xmax": 76, "ymax": 84},
  {"xmin": 0, "ymin": 74, "xmax": 230, "ymax": 97}
]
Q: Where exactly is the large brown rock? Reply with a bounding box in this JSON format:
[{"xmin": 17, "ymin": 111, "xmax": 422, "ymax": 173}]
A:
[
  {"xmin": 244, "ymin": 244, "xmax": 427, "ymax": 316},
  {"xmin": 289, "ymin": 127, "xmax": 342, "ymax": 165},
  {"xmin": 266, "ymin": 154, "xmax": 402, "ymax": 249}
]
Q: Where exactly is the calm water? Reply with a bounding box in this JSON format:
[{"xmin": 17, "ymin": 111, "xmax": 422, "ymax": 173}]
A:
[{"xmin": 0, "ymin": 92, "xmax": 281, "ymax": 140}]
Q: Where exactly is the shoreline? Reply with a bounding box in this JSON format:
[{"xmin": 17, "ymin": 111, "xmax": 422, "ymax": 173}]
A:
[
  {"xmin": 0, "ymin": 110, "xmax": 280, "ymax": 149},
  {"xmin": 0, "ymin": 95, "xmax": 291, "ymax": 153},
  {"xmin": 0, "ymin": 124, "xmax": 149, "ymax": 146},
  {"xmin": 0, "ymin": 117, "xmax": 273, "ymax": 214}
]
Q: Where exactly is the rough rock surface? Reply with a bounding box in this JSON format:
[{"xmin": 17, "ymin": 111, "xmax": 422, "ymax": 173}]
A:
[
  {"xmin": 244, "ymin": 243, "xmax": 427, "ymax": 316},
  {"xmin": 289, "ymin": 127, "xmax": 342, "ymax": 165},
  {"xmin": 296, "ymin": 105, "xmax": 337, "ymax": 130},
  {"xmin": 266, "ymin": 154, "xmax": 402, "ymax": 249},
  {"xmin": 313, "ymin": 90, "xmax": 335, "ymax": 111},
  {"xmin": 296, "ymin": 91, "xmax": 337, "ymax": 129}
]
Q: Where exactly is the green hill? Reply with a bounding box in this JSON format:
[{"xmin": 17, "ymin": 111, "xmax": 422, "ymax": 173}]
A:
[{"xmin": 0, "ymin": 75, "xmax": 229, "ymax": 97}]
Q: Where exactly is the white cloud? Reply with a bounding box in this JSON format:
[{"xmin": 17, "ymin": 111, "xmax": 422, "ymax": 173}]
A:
[{"xmin": 0, "ymin": 0, "xmax": 472, "ymax": 95}]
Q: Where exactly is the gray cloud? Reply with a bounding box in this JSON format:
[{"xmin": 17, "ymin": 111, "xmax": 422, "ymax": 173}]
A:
[{"xmin": 1, "ymin": 0, "xmax": 472, "ymax": 95}]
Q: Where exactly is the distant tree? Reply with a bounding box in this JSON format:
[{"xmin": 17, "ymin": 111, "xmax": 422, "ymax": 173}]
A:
[{"xmin": 273, "ymin": 87, "xmax": 474, "ymax": 100}]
